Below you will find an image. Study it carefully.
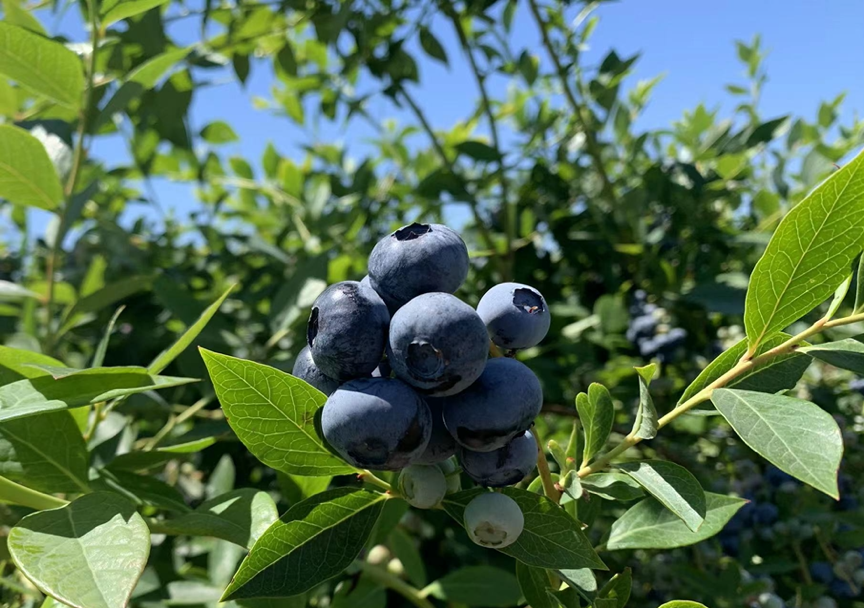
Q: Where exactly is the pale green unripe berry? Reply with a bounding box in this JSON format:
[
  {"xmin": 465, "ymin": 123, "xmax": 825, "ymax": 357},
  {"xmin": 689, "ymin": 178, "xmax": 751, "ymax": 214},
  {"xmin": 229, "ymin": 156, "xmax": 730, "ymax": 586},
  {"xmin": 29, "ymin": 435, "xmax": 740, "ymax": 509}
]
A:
[
  {"xmin": 463, "ymin": 492, "xmax": 524, "ymax": 549},
  {"xmin": 437, "ymin": 458, "xmax": 462, "ymax": 494},
  {"xmin": 398, "ymin": 464, "xmax": 447, "ymax": 509},
  {"xmin": 367, "ymin": 544, "xmax": 390, "ymax": 565}
]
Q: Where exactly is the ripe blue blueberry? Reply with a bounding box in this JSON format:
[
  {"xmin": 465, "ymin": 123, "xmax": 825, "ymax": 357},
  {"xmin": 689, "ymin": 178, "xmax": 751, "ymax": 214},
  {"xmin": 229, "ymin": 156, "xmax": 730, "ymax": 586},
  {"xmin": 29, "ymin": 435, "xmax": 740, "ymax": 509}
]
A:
[
  {"xmin": 291, "ymin": 345, "xmax": 339, "ymax": 396},
  {"xmin": 458, "ymin": 430, "xmax": 537, "ymax": 487},
  {"xmin": 810, "ymin": 562, "xmax": 834, "ymax": 584},
  {"xmin": 321, "ymin": 378, "xmax": 432, "ymax": 470},
  {"xmin": 368, "ymin": 223, "xmax": 469, "ymax": 312},
  {"xmin": 442, "ymin": 357, "xmax": 542, "ymax": 452},
  {"xmin": 372, "ymin": 357, "xmax": 392, "ymax": 378},
  {"xmin": 388, "ymin": 293, "xmax": 488, "ymax": 396},
  {"xmin": 752, "ymin": 502, "xmax": 779, "ymax": 525},
  {"xmin": 463, "ymin": 492, "xmax": 524, "ymax": 549},
  {"xmin": 413, "ymin": 398, "xmax": 457, "ymax": 465},
  {"xmin": 307, "ymin": 280, "xmax": 390, "ymax": 380},
  {"xmin": 398, "ymin": 464, "xmax": 447, "ymax": 509},
  {"xmin": 476, "ymin": 283, "xmax": 550, "ymax": 349}
]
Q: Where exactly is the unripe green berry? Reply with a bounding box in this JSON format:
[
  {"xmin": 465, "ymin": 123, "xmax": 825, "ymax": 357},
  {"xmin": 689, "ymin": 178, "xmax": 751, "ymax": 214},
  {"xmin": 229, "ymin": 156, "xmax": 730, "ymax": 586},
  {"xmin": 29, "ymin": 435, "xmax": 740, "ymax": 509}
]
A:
[
  {"xmin": 437, "ymin": 458, "xmax": 462, "ymax": 494},
  {"xmin": 398, "ymin": 464, "xmax": 447, "ymax": 509},
  {"xmin": 463, "ymin": 492, "xmax": 524, "ymax": 549}
]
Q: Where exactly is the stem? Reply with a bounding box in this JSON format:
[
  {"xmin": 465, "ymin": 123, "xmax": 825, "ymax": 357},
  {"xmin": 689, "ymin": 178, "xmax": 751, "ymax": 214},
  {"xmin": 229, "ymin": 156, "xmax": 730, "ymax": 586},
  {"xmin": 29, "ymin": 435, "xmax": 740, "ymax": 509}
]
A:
[
  {"xmin": 447, "ymin": 10, "xmax": 514, "ymax": 279},
  {"xmin": 792, "ymin": 541, "xmax": 813, "ymax": 585},
  {"xmin": 143, "ymin": 394, "xmax": 214, "ymax": 451},
  {"xmin": 0, "ymin": 476, "xmax": 68, "ymax": 511},
  {"xmin": 356, "ymin": 561, "xmax": 435, "ymax": 608},
  {"xmin": 358, "ymin": 470, "xmax": 393, "ymax": 493},
  {"xmin": 83, "ymin": 402, "xmax": 104, "ymax": 442},
  {"xmin": 531, "ymin": 426, "xmax": 561, "ymax": 502}
]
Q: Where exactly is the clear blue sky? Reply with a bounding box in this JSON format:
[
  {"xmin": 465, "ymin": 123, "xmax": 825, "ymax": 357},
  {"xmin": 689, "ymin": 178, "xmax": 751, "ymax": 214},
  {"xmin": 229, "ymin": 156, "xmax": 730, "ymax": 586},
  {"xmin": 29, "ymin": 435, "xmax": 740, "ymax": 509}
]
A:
[{"xmin": 36, "ymin": 0, "xmax": 864, "ymax": 233}]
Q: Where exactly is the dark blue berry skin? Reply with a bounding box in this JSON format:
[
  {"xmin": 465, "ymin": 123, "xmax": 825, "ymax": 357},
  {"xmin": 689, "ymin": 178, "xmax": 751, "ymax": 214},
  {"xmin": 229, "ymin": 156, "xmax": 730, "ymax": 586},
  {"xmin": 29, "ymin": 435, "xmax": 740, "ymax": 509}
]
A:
[
  {"xmin": 458, "ymin": 430, "xmax": 537, "ymax": 487},
  {"xmin": 292, "ymin": 346, "xmax": 339, "ymax": 396},
  {"xmin": 368, "ymin": 223, "xmax": 469, "ymax": 312},
  {"xmin": 830, "ymin": 579, "xmax": 857, "ymax": 599},
  {"xmin": 442, "ymin": 357, "xmax": 543, "ymax": 452},
  {"xmin": 307, "ymin": 281, "xmax": 390, "ymax": 381},
  {"xmin": 810, "ymin": 562, "xmax": 835, "ymax": 584},
  {"xmin": 752, "ymin": 503, "xmax": 779, "ymax": 525},
  {"xmin": 388, "ymin": 293, "xmax": 488, "ymax": 396},
  {"xmin": 765, "ymin": 465, "xmax": 793, "ymax": 487},
  {"xmin": 626, "ymin": 315, "xmax": 657, "ymax": 343},
  {"xmin": 321, "ymin": 378, "xmax": 432, "ymax": 470},
  {"xmin": 850, "ymin": 378, "xmax": 864, "ymax": 395},
  {"xmin": 372, "ymin": 358, "xmax": 392, "ymax": 378},
  {"xmin": 476, "ymin": 283, "xmax": 551, "ymax": 349},
  {"xmin": 413, "ymin": 398, "xmax": 457, "ymax": 465}
]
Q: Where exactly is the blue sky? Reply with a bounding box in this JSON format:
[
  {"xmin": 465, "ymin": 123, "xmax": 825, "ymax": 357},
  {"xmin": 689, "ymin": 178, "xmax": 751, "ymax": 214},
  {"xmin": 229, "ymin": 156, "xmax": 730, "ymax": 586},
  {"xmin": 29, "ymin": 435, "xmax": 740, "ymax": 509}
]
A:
[{"xmin": 34, "ymin": 0, "xmax": 864, "ymax": 232}]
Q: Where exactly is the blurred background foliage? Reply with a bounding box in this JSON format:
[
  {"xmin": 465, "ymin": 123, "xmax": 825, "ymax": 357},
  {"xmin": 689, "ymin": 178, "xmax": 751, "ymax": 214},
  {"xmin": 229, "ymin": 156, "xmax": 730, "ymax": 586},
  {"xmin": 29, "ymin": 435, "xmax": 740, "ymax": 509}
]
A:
[{"xmin": 2, "ymin": 0, "xmax": 864, "ymax": 606}]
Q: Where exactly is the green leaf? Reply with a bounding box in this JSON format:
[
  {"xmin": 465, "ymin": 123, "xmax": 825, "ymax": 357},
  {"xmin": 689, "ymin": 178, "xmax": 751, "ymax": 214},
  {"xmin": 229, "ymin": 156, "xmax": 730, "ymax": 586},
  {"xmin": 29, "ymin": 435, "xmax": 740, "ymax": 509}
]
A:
[
  {"xmin": 455, "ymin": 140, "xmax": 502, "ymax": 162},
  {"xmin": 222, "ymin": 488, "xmax": 387, "ymax": 600},
  {"xmin": 442, "ymin": 488, "xmax": 606, "ymax": 570},
  {"xmin": 158, "ymin": 489, "xmax": 278, "ymax": 548},
  {"xmin": 389, "ymin": 527, "xmax": 427, "ymax": 587},
  {"xmin": 423, "ymin": 566, "xmax": 521, "ymax": 608},
  {"xmin": 331, "ymin": 577, "xmax": 384, "ymax": 608},
  {"xmin": 0, "ymin": 281, "xmax": 39, "ymax": 300},
  {"xmin": 419, "ymin": 27, "xmax": 448, "ymax": 65},
  {"xmin": 658, "ymin": 603, "xmax": 708, "ymax": 608},
  {"xmin": 0, "ymin": 22, "xmax": 83, "ymax": 108},
  {"xmin": 0, "ymin": 411, "xmax": 89, "ymax": 493},
  {"xmin": 581, "ymin": 472, "xmax": 644, "ymax": 502},
  {"xmin": 200, "ymin": 121, "xmax": 239, "ymax": 145},
  {"xmin": 631, "ymin": 364, "xmax": 658, "ymax": 439},
  {"xmin": 799, "ymin": 337, "xmax": 864, "ymax": 374},
  {"xmin": 0, "ymin": 367, "xmax": 197, "ymax": 422},
  {"xmin": 59, "ymin": 276, "xmax": 152, "ymax": 336},
  {"xmin": 148, "ymin": 285, "xmax": 233, "ymax": 374},
  {"xmin": 129, "ymin": 47, "xmax": 190, "ymax": 88},
  {"xmin": 678, "ymin": 334, "xmax": 810, "ymax": 410},
  {"xmin": 616, "ymin": 461, "xmax": 706, "ymax": 532},
  {"xmin": 598, "ymin": 569, "xmax": 631, "ymax": 608},
  {"xmin": 551, "ymin": 587, "xmax": 581, "ymax": 608},
  {"xmin": 93, "ymin": 469, "xmax": 189, "ymax": 512},
  {"xmin": 8, "ymin": 493, "xmax": 150, "ymax": 608},
  {"xmin": 711, "ymin": 388, "xmax": 843, "ymax": 497},
  {"xmin": 826, "ymin": 274, "xmax": 852, "ymax": 320},
  {"xmin": 0, "ymin": 346, "xmax": 63, "ymax": 386},
  {"xmin": 200, "ymin": 349, "xmax": 354, "ymax": 476},
  {"xmin": 91, "ymin": 306, "xmax": 124, "ymax": 368},
  {"xmin": 515, "ymin": 563, "xmax": 557, "ymax": 608},
  {"xmin": 607, "ymin": 493, "xmax": 747, "ymax": 550},
  {"xmin": 102, "ymin": 0, "xmax": 170, "ymax": 27},
  {"xmin": 744, "ymin": 148, "xmax": 864, "ymax": 352},
  {"xmin": 0, "ymin": 124, "xmax": 63, "ymax": 210},
  {"xmin": 558, "ymin": 568, "xmax": 597, "ymax": 600},
  {"xmin": 855, "ymin": 255, "xmax": 864, "ymax": 312},
  {"xmin": 576, "ymin": 383, "xmax": 614, "ymax": 465},
  {"xmin": 2, "ymin": 0, "xmax": 47, "ymax": 35},
  {"xmin": 277, "ymin": 473, "xmax": 332, "ymax": 505},
  {"xmin": 518, "ymin": 50, "xmax": 539, "ymax": 85}
]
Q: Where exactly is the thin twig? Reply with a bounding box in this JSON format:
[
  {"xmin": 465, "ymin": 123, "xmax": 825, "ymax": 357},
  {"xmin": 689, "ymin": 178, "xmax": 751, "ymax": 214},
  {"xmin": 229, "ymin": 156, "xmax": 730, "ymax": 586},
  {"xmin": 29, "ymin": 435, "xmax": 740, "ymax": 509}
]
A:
[{"xmin": 531, "ymin": 426, "xmax": 561, "ymax": 502}]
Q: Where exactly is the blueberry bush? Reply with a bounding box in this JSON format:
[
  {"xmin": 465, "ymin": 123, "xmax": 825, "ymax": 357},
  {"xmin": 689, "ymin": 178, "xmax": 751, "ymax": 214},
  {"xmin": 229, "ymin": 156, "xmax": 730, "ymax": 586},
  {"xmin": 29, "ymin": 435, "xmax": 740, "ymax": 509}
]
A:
[{"xmin": 0, "ymin": 1, "xmax": 863, "ymax": 607}]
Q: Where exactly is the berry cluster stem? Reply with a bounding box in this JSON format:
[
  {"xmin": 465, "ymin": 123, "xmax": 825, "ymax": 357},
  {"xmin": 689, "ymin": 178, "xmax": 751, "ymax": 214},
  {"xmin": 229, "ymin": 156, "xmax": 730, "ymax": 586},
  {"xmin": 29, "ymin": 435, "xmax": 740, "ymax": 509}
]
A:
[{"xmin": 355, "ymin": 560, "xmax": 435, "ymax": 608}]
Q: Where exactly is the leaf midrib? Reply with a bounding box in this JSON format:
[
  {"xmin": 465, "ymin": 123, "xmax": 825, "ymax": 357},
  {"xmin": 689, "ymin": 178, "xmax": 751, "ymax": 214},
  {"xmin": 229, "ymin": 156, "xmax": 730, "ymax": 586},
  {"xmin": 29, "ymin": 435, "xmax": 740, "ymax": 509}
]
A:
[
  {"xmin": 0, "ymin": 425, "xmax": 89, "ymax": 492},
  {"xmin": 0, "ymin": 38, "xmax": 76, "ymax": 107}
]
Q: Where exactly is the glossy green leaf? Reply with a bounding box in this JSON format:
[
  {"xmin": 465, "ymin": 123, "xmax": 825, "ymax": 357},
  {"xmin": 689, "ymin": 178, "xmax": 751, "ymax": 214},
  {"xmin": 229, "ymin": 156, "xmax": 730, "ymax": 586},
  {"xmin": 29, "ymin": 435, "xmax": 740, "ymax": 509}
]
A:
[
  {"xmin": 2, "ymin": 0, "xmax": 47, "ymax": 35},
  {"xmin": 148, "ymin": 285, "xmax": 233, "ymax": 374},
  {"xmin": 826, "ymin": 273, "xmax": 852, "ymax": 319},
  {"xmin": 744, "ymin": 148, "xmax": 864, "ymax": 352},
  {"xmin": 576, "ymin": 383, "xmax": 614, "ymax": 465},
  {"xmin": 94, "ymin": 469, "xmax": 189, "ymax": 512},
  {"xmin": 0, "ymin": 124, "xmax": 63, "ymax": 210},
  {"xmin": 631, "ymin": 364, "xmax": 658, "ymax": 439},
  {"xmin": 711, "ymin": 388, "xmax": 843, "ymax": 497},
  {"xmin": 331, "ymin": 577, "xmax": 385, "ymax": 608},
  {"xmin": 0, "ymin": 346, "xmax": 62, "ymax": 386},
  {"xmin": 0, "ymin": 367, "xmax": 197, "ymax": 422},
  {"xmin": 59, "ymin": 276, "xmax": 153, "ymax": 336},
  {"xmin": 277, "ymin": 473, "xmax": 332, "ymax": 504},
  {"xmin": 455, "ymin": 140, "xmax": 501, "ymax": 162},
  {"xmin": 607, "ymin": 493, "xmax": 747, "ymax": 550},
  {"xmin": 9, "ymin": 493, "xmax": 150, "ymax": 608},
  {"xmin": 424, "ymin": 566, "xmax": 521, "ymax": 608},
  {"xmin": 598, "ymin": 568, "xmax": 632, "ymax": 608},
  {"xmin": 222, "ymin": 488, "xmax": 387, "ymax": 600},
  {"xmin": 855, "ymin": 255, "xmax": 864, "ymax": 313},
  {"xmin": 799, "ymin": 337, "xmax": 864, "ymax": 373},
  {"xmin": 419, "ymin": 27, "xmax": 448, "ymax": 65},
  {"xmin": 102, "ymin": 0, "xmax": 170, "ymax": 27},
  {"xmin": 0, "ymin": 22, "xmax": 83, "ymax": 108},
  {"xmin": 128, "ymin": 47, "xmax": 190, "ymax": 87},
  {"xmin": 616, "ymin": 461, "xmax": 706, "ymax": 531},
  {"xmin": 91, "ymin": 306, "xmax": 124, "ymax": 368},
  {"xmin": 558, "ymin": 568, "xmax": 597, "ymax": 600},
  {"xmin": 581, "ymin": 472, "xmax": 644, "ymax": 501},
  {"xmin": 658, "ymin": 602, "xmax": 708, "ymax": 608},
  {"xmin": 442, "ymin": 488, "xmax": 606, "ymax": 570},
  {"xmin": 201, "ymin": 121, "xmax": 239, "ymax": 144},
  {"xmin": 158, "ymin": 488, "xmax": 278, "ymax": 548},
  {"xmin": 515, "ymin": 562, "xmax": 557, "ymax": 608},
  {"xmin": 389, "ymin": 527, "xmax": 427, "ymax": 587},
  {"xmin": 0, "ymin": 411, "xmax": 89, "ymax": 493},
  {"xmin": 200, "ymin": 349, "xmax": 354, "ymax": 476}
]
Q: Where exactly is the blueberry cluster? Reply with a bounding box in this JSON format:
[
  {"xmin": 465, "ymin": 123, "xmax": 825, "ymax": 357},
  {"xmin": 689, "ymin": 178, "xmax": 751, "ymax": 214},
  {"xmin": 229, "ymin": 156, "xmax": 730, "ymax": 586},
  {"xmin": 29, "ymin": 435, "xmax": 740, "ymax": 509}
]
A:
[
  {"xmin": 291, "ymin": 222, "xmax": 550, "ymax": 540},
  {"xmin": 626, "ymin": 290, "xmax": 686, "ymax": 360}
]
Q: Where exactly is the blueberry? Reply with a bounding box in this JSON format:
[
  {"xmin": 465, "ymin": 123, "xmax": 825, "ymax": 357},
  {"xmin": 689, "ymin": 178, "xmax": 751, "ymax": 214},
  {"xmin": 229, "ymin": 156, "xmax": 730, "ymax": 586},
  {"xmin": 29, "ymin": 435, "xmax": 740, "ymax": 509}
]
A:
[
  {"xmin": 388, "ymin": 293, "xmax": 488, "ymax": 396},
  {"xmin": 291, "ymin": 346, "xmax": 339, "ymax": 396},
  {"xmin": 850, "ymin": 378, "xmax": 864, "ymax": 395},
  {"xmin": 752, "ymin": 503, "xmax": 779, "ymax": 525},
  {"xmin": 398, "ymin": 464, "xmax": 447, "ymax": 509},
  {"xmin": 368, "ymin": 222, "xmax": 469, "ymax": 312},
  {"xmin": 626, "ymin": 314, "xmax": 658, "ymax": 342},
  {"xmin": 476, "ymin": 283, "xmax": 551, "ymax": 349},
  {"xmin": 810, "ymin": 562, "xmax": 835, "ymax": 584},
  {"xmin": 757, "ymin": 592, "xmax": 785, "ymax": 608},
  {"xmin": 372, "ymin": 358, "xmax": 392, "ymax": 379},
  {"xmin": 307, "ymin": 281, "xmax": 390, "ymax": 380},
  {"xmin": 765, "ymin": 465, "xmax": 793, "ymax": 487},
  {"xmin": 442, "ymin": 358, "xmax": 542, "ymax": 452},
  {"xmin": 321, "ymin": 378, "xmax": 432, "ymax": 470},
  {"xmin": 463, "ymin": 492, "xmax": 524, "ymax": 549},
  {"xmin": 412, "ymin": 398, "xmax": 457, "ymax": 465},
  {"xmin": 458, "ymin": 430, "xmax": 537, "ymax": 487},
  {"xmin": 829, "ymin": 579, "xmax": 857, "ymax": 599},
  {"xmin": 437, "ymin": 458, "xmax": 462, "ymax": 494}
]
